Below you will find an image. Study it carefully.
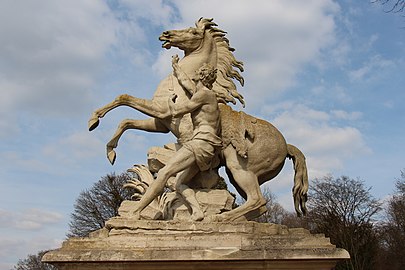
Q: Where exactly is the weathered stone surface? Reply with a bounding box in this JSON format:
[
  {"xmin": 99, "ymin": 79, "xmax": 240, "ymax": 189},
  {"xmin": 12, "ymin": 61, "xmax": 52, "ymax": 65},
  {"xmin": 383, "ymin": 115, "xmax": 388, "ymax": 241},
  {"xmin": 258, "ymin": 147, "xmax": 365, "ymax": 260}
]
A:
[
  {"xmin": 118, "ymin": 189, "xmax": 235, "ymax": 221},
  {"xmin": 118, "ymin": 200, "xmax": 162, "ymax": 220},
  {"xmin": 88, "ymin": 17, "xmax": 310, "ymax": 222},
  {"xmin": 147, "ymin": 143, "xmax": 180, "ymax": 173},
  {"xmin": 63, "ymin": 17, "xmax": 349, "ymax": 270},
  {"xmin": 43, "ymin": 220, "xmax": 349, "ymax": 270}
]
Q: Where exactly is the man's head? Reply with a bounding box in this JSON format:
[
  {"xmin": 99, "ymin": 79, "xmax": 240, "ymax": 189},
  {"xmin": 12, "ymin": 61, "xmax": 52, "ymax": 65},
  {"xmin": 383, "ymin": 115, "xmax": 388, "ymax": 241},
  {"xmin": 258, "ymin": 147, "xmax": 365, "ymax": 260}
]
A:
[{"xmin": 195, "ymin": 63, "xmax": 217, "ymax": 89}]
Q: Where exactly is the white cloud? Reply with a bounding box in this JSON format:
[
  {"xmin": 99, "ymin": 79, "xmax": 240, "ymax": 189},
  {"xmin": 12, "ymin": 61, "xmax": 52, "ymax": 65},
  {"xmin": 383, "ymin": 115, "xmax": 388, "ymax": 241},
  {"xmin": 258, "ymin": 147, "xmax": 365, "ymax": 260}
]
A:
[
  {"xmin": 167, "ymin": 0, "xmax": 340, "ymax": 105},
  {"xmin": 41, "ymin": 130, "xmax": 106, "ymax": 168},
  {"xmin": 383, "ymin": 100, "xmax": 395, "ymax": 109},
  {"xmin": 0, "ymin": 1, "xmax": 119, "ymax": 117},
  {"xmin": 238, "ymin": 101, "xmax": 369, "ymax": 208},
  {"xmin": 309, "ymin": 82, "xmax": 352, "ymax": 105},
  {"xmin": 1, "ymin": 129, "xmax": 107, "ymax": 175},
  {"xmin": 0, "ymin": 238, "xmax": 25, "ymax": 267},
  {"xmin": 0, "ymin": 1, "xmax": 176, "ymax": 130},
  {"xmin": 349, "ymin": 54, "xmax": 395, "ymax": 82},
  {"xmin": 265, "ymin": 103, "xmax": 370, "ymax": 178},
  {"xmin": 331, "ymin": 110, "xmax": 362, "ymax": 120},
  {"xmin": 0, "ymin": 208, "xmax": 63, "ymax": 231},
  {"xmin": 0, "ymin": 151, "xmax": 51, "ymax": 174},
  {"xmin": 324, "ymin": 38, "xmax": 351, "ymax": 67},
  {"xmin": 152, "ymin": 48, "xmax": 182, "ymax": 78},
  {"xmin": 105, "ymin": 1, "xmax": 177, "ymax": 67},
  {"xmin": 117, "ymin": 0, "xmax": 176, "ymax": 27},
  {"xmin": 367, "ymin": 34, "xmax": 379, "ymax": 50},
  {"xmin": 38, "ymin": 127, "xmax": 155, "ymax": 172},
  {"xmin": 0, "ymin": 0, "xmax": 182, "ymax": 145},
  {"xmin": 0, "ymin": 236, "xmax": 62, "ymax": 269}
]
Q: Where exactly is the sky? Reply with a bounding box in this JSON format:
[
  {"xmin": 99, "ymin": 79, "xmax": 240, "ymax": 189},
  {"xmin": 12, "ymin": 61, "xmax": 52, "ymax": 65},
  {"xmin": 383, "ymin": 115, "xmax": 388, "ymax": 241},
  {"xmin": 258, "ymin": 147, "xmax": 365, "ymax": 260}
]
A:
[{"xmin": 0, "ymin": 0, "xmax": 404, "ymax": 268}]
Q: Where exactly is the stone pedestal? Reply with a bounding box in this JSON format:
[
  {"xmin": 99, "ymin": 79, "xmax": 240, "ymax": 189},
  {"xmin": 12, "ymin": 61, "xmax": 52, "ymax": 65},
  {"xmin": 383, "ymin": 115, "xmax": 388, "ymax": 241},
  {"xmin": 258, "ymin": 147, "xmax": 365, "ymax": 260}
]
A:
[
  {"xmin": 43, "ymin": 218, "xmax": 349, "ymax": 270},
  {"xmin": 118, "ymin": 190, "xmax": 235, "ymax": 221}
]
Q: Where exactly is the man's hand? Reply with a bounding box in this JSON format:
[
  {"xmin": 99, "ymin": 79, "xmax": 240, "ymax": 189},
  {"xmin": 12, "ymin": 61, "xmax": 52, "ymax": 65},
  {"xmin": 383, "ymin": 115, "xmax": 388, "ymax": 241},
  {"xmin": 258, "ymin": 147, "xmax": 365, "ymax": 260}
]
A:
[
  {"xmin": 171, "ymin": 54, "xmax": 196, "ymax": 96},
  {"xmin": 172, "ymin": 54, "xmax": 179, "ymax": 68}
]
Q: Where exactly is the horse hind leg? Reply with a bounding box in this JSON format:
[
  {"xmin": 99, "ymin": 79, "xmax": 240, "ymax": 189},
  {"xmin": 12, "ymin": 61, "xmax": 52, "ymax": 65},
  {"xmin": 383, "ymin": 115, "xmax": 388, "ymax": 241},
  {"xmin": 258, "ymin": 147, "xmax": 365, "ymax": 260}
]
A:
[
  {"xmin": 215, "ymin": 146, "xmax": 267, "ymax": 222},
  {"xmin": 226, "ymin": 167, "xmax": 247, "ymax": 200}
]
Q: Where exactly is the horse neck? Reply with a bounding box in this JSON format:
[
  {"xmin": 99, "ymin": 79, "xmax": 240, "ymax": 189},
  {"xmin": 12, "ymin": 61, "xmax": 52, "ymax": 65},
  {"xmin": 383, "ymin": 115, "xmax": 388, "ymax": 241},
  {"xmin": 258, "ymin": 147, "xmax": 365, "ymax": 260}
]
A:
[
  {"xmin": 179, "ymin": 33, "xmax": 217, "ymax": 75},
  {"xmin": 153, "ymin": 32, "xmax": 217, "ymax": 101},
  {"xmin": 150, "ymin": 34, "xmax": 218, "ymax": 141}
]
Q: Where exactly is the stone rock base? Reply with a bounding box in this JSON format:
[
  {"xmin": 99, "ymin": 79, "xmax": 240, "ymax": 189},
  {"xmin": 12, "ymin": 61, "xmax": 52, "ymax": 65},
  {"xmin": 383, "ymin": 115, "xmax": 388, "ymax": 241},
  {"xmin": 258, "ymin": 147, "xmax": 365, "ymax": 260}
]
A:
[
  {"xmin": 43, "ymin": 219, "xmax": 349, "ymax": 270},
  {"xmin": 119, "ymin": 189, "xmax": 235, "ymax": 221}
]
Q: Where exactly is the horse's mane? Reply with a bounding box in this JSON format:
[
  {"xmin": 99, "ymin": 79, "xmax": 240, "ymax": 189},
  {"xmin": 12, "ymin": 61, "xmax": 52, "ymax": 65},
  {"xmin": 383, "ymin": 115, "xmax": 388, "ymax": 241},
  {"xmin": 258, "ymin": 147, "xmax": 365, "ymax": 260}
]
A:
[{"xmin": 196, "ymin": 18, "xmax": 245, "ymax": 107}]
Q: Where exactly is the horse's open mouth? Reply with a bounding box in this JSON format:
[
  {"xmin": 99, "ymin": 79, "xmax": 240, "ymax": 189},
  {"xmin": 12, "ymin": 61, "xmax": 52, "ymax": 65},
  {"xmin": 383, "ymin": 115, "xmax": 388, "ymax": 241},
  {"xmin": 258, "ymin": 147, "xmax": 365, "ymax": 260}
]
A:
[
  {"xmin": 159, "ymin": 35, "xmax": 172, "ymax": 49},
  {"xmin": 161, "ymin": 41, "xmax": 171, "ymax": 49}
]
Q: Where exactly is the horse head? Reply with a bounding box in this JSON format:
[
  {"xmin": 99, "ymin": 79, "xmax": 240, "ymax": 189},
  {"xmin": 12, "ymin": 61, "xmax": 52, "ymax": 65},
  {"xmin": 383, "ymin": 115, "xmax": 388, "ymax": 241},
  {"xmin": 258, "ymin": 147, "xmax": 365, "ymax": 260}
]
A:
[
  {"xmin": 158, "ymin": 18, "xmax": 245, "ymax": 107},
  {"xmin": 159, "ymin": 18, "xmax": 216, "ymax": 56},
  {"xmin": 159, "ymin": 27, "xmax": 204, "ymax": 53}
]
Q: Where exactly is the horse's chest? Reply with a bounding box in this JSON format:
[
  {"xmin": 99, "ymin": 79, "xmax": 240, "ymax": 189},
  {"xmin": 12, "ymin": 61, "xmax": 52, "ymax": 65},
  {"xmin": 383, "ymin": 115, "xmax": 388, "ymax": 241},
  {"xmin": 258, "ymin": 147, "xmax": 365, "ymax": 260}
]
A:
[{"xmin": 173, "ymin": 114, "xmax": 193, "ymax": 142}]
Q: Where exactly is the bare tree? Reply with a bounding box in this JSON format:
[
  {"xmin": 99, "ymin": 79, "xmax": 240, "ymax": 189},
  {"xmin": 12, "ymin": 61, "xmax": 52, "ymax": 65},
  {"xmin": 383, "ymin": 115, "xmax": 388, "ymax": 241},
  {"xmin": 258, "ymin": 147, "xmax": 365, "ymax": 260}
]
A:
[
  {"xmin": 377, "ymin": 170, "xmax": 405, "ymax": 269},
  {"xmin": 254, "ymin": 186, "xmax": 288, "ymax": 224},
  {"xmin": 13, "ymin": 250, "xmax": 56, "ymax": 270},
  {"xmin": 13, "ymin": 173, "xmax": 132, "ymax": 268},
  {"xmin": 308, "ymin": 175, "xmax": 382, "ymax": 270},
  {"xmin": 372, "ymin": 0, "xmax": 405, "ymax": 13},
  {"xmin": 67, "ymin": 172, "xmax": 132, "ymax": 237}
]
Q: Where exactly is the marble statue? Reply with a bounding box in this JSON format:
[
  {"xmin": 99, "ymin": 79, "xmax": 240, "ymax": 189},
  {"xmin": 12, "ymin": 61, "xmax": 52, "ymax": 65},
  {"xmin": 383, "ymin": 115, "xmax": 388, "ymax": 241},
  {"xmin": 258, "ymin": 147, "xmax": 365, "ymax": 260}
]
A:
[
  {"xmin": 131, "ymin": 55, "xmax": 221, "ymax": 221},
  {"xmin": 43, "ymin": 18, "xmax": 352, "ymax": 270},
  {"xmin": 88, "ymin": 18, "xmax": 309, "ymax": 222}
]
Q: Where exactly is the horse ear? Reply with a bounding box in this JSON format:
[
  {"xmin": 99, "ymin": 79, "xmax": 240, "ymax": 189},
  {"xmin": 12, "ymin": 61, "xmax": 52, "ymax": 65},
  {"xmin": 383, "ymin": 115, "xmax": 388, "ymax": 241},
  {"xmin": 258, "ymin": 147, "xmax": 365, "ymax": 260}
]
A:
[
  {"xmin": 195, "ymin": 18, "xmax": 216, "ymax": 30},
  {"xmin": 195, "ymin": 17, "xmax": 204, "ymax": 28}
]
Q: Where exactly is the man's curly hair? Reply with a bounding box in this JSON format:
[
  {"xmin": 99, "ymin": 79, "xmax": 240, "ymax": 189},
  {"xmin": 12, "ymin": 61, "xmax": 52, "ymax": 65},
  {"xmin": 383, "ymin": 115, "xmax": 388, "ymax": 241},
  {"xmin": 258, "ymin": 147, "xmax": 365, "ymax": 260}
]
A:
[{"xmin": 197, "ymin": 63, "xmax": 217, "ymax": 89}]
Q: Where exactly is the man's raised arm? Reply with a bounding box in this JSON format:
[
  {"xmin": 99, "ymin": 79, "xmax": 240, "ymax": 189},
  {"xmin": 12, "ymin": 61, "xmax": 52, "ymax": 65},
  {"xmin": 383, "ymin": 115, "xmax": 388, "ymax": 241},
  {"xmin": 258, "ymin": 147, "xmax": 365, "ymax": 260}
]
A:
[{"xmin": 172, "ymin": 54, "xmax": 196, "ymax": 96}]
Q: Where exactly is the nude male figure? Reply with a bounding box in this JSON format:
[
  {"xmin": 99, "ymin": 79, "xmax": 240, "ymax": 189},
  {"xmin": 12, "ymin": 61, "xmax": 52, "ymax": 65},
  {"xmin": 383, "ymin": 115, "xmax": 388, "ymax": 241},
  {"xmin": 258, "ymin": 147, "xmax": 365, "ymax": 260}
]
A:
[{"xmin": 132, "ymin": 55, "xmax": 221, "ymax": 221}]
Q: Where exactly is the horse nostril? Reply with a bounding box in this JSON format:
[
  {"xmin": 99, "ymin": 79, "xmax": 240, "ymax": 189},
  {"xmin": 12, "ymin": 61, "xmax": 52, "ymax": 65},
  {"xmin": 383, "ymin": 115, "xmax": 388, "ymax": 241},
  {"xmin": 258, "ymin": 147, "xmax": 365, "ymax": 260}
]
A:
[{"xmin": 163, "ymin": 31, "xmax": 169, "ymax": 36}]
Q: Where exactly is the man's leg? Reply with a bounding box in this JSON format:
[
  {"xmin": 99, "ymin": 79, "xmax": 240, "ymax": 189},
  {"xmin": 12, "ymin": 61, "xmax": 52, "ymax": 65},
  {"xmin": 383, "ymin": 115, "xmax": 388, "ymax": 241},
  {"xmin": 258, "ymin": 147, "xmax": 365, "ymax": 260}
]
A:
[
  {"xmin": 175, "ymin": 165, "xmax": 204, "ymax": 221},
  {"xmin": 133, "ymin": 147, "xmax": 196, "ymax": 219}
]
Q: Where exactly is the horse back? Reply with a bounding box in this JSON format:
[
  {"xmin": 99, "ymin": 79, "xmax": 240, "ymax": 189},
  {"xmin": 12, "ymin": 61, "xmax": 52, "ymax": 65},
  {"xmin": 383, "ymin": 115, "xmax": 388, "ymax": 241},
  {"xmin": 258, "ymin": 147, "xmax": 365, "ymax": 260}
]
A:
[{"xmin": 219, "ymin": 104, "xmax": 288, "ymax": 177}]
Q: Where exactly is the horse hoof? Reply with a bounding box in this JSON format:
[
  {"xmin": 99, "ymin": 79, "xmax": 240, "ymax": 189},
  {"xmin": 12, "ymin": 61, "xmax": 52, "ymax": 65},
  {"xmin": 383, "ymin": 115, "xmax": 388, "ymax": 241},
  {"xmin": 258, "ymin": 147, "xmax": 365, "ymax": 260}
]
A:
[
  {"xmin": 107, "ymin": 149, "xmax": 116, "ymax": 165},
  {"xmin": 243, "ymin": 205, "xmax": 268, "ymax": 221},
  {"xmin": 88, "ymin": 117, "xmax": 100, "ymax": 131}
]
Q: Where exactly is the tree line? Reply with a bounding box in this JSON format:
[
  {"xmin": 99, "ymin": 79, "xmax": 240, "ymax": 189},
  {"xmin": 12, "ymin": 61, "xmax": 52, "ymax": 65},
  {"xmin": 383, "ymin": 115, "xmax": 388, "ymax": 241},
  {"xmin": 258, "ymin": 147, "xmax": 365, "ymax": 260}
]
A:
[
  {"xmin": 245, "ymin": 172, "xmax": 405, "ymax": 270},
  {"xmin": 14, "ymin": 171, "xmax": 405, "ymax": 270}
]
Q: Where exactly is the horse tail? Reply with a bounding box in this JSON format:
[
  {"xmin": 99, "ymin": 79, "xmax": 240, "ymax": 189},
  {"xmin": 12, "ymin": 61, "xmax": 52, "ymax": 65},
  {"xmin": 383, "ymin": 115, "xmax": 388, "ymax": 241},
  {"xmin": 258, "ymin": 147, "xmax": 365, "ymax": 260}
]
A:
[{"xmin": 287, "ymin": 144, "xmax": 308, "ymax": 217}]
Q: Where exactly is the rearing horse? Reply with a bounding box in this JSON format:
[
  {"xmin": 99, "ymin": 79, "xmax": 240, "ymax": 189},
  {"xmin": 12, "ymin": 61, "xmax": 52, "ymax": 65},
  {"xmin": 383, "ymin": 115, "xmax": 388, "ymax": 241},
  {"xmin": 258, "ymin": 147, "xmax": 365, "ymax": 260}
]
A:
[{"xmin": 89, "ymin": 18, "xmax": 308, "ymax": 221}]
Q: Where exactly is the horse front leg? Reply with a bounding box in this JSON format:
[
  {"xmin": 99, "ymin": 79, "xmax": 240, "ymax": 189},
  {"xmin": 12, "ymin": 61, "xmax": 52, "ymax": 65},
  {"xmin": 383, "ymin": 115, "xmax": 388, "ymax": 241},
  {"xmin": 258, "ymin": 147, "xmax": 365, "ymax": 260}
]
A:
[
  {"xmin": 89, "ymin": 94, "xmax": 170, "ymax": 131},
  {"xmin": 106, "ymin": 118, "xmax": 170, "ymax": 165}
]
